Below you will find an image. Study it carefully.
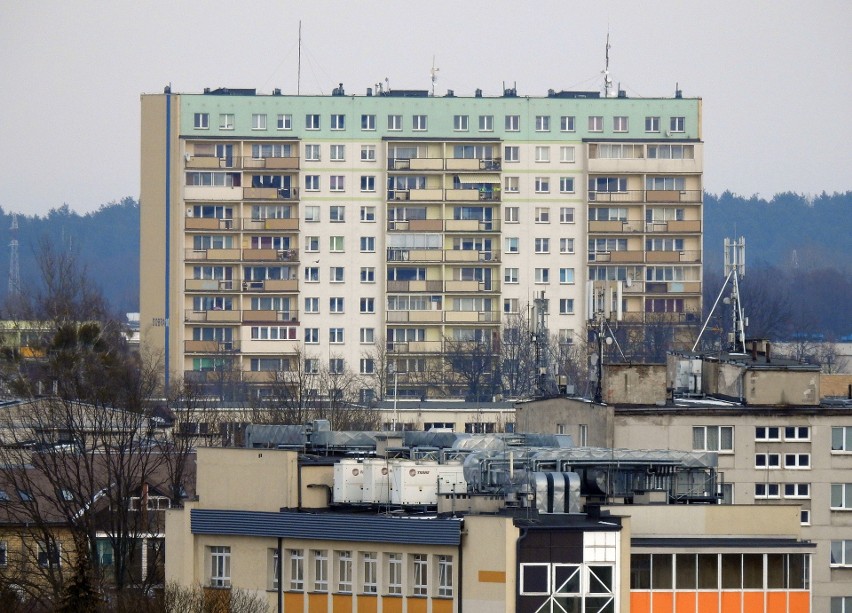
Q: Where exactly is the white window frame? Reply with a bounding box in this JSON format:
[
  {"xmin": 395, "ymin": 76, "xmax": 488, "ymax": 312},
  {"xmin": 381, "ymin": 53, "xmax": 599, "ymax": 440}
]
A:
[
  {"xmin": 504, "ymin": 206, "xmax": 519, "ymax": 223},
  {"xmin": 209, "ymin": 546, "xmax": 230, "ymax": 588},
  {"xmin": 505, "ymin": 115, "xmax": 520, "ymax": 131},
  {"xmin": 361, "ymin": 176, "xmax": 376, "ymax": 192},
  {"xmin": 534, "ymin": 238, "xmax": 550, "ymax": 254},
  {"xmin": 412, "ymin": 554, "xmax": 428, "ymax": 596},
  {"xmin": 277, "ymin": 114, "xmax": 292, "ymax": 130},
  {"xmin": 832, "ymin": 483, "xmax": 852, "ymax": 510},
  {"xmin": 252, "ymin": 114, "xmax": 267, "ymax": 130},
  {"xmin": 361, "ymin": 145, "xmax": 376, "ymax": 161},
  {"xmin": 305, "ymin": 175, "xmax": 320, "ymax": 191},
  {"xmin": 535, "ymin": 268, "xmax": 550, "ymax": 284},
  {"xmin": 560, "ymin": 146, "xmax": 576, "ymax": 163},
  {"xmin": 535, "ymin": 115, "xmax": 550, "ymax": 132},
  {"xmin": 559, "ymin": 268, "xmax": 575, "ymax": 284},
  {"xmin": 755, "ymin": 426, "xmax": 781, "ymax": 442},
  {"xmin": 504, "ymin": 268, "xmax": 519, "ymax": 284},
  {"xmin": 288, "ymin": 549, "xmax": 304, "ymax": 591},
  {"xmin": 784, "ymin": 483, "xmax": 810, "ymax": 499},
  {"xmin": 387, "ymin": 115, "xmax": 402, "ymax": 131},
  {"xmin": 505, "ymin": 237, "xmax": 519, "ymax": 254},
  {"xmin": 330, "ymin": 144, "xmax": 346, "ymax": 161},
  {"xmin": 306, "ymin": 114, "xmax": 320, "ymax": 130},
  {"xmin": 360, "ymin": 236, "xmax": 376, "ymax": 252},
  {"xmin": 613, "ymin": 116, "xmax": 629, "ymax": 132},
  {"xmin": 833, "ymin": 426, "xmax": 852, "ymax": 452},
  {"xmin": 337, "ymin": 551, "xmax": 353, "ymax": 592},
  {"xmin": 194, "ymin": 113, "xmax": 209, "ymax": 129},
  {"xmin": 360, "ymin": 267, "xmax": 376, "ymax": 283},
  {"xmin": 330, "ymin": 236, "xmax": 344, "ymax": 252},
  {"xmin": 534, "ymin": 177, "xmax": 550, "ymax": 193},
  {"xmin": 831, "ymin": 540, "xmax": 852, "ymax": 567},
  {"xmin": 330, "ymin": 175, "xmax": 345, "ymax": 192},
  {"xmin": 219, "ymin": 113, "xmax": 234, "ymax": 130},
  {"xmin": 360, "ymin": 206, "xmax": 376, "ymax": 222},
  {"xmin": 559, "ymin": 177, "xmax": 575, "ymax": 193},
  {"xmin": 560, "ymin": 207, "xmax": 575, "ymax": 223},
  {"xmin": 504, "ymin": 146, "xmax": 520, "ymax": 163},
  {"xmin": 387, "ymin": 553, "xmax": 403, "ymax": 595},
  {"xmin": 304, "ymin": 328, "xmax": 319, "ymax": 344},
  {"xmin": 560, "ymin": 238, "xmax": 575, "ymax": 254},
  {"xmin": 360, "ymin": 328, "xmax": 375, "ymax": 344},
  {"xmin": 560, "ymin": 116, "xmax": 576, "ymax": 132},
  {"xmin": 754, "ymin": 483, "xmax": 780, "ymax": 499},
  {"xmin": 784, "ymin": 453, "xmax": 810, "ymax": 469},
  {"xmin": 454, "ymin": 115, "xmax": 469, "ymax": 131},
  {"xmin": 479, "ymin": 115, "xmax": 493, "ymax": 131},
  {"xmin": 313, "ymin": 550, "xmax": 328, "ymax": 591},
  {"xmin": 535, "ymin": 146, "xmax": 550, "ymax": 163},
  {"xmin": 329, "ymin": 266, "xmax": 344, "ymax": 283},
  {"xmin": 437, "ymin": 555, "xmax": 453, "ymax": 597},
  {"xmin": 535, "ymin": 207, "xmax": 550, "ymax": 223},
  {"xmin": 304, "ymin": 297, "xmax": 319, "ymax": 313},
  {"xmin": 329, "ymin": 205, "xmax": 345, "ymax": 222},
  {"xmin": 588, "ymin": 116, "xmax": 603, "ymax": 132},
  {"xmin": 645, "ymin": 116, "xmax": 660, "ymax": 132},
  {"xmin": 305, "ymin": 144, "xmax": 321, "ymax": 161},
  {"xmin": 412, "ymin": 115, "xmax": 428, "ymax": 131},
  {"xmin": 670, "ymin": 116, "xmax": 685, "ymax": 132},
  {"xmin": 361, "ymin": 114, "xmax": 376, "ymax": 131},
  {"xmin": 755, "ymin": 453, "xmax": 781, "ymax": 469},
  {"xmin": 360, "ymin": 298, "xmax": 375, "ymax": 314},
  {"xmin": 330, "ymin": 297, "xmax": 345, "ymax": 313},
  {"xmin": 362, "ymin": 553, "xmax": 378, "ymax": 593},
  {"xmin": 784, "ymin": 426, "xmax": 810, "ymax": 441},
  {"xmin": 330, "ymin": 114, "xmax": 345, "ymax": 130},
  {"xmin": 693, "ymin": 425, "xmax": 734, "ymax": 453},
  {"xmin": 559, "ymin": 299, "xmax": 574, "ymax": 315}
]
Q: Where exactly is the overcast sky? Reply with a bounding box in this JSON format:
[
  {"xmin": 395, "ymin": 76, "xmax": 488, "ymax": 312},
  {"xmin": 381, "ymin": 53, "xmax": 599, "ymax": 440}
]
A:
[{"xmin": 1, "ymin": 0, "xmax": 849, "ymax": 215}]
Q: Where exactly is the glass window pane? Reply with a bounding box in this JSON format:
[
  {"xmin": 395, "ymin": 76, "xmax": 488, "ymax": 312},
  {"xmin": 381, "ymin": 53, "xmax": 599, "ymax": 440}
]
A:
[
  {"xmin": 521, "ymin": 564, "xmax": 549, "ymax": 594},
  {"xmin": 767, "ymin": 554, "xmax": 785, "ymax": 588},
  {"xmin": 743, "ymin": 554, "xmax": 763, "ymax": 588},
  {"xmin": 676, "ymin": 554, "xmax": 696, "ymax": 589},
  {"xmin": 630, "ymin": 554, "xmax": 651, "ymax": 589},
  {"xmin": 588, "ymin": 565, "xmax": 613, "ymax": 593},
  {"xmin": 692, "ymin": 427, "xmax": 704, "ymax": 450},
  {"xmin": 554, "ymin": 564, "xmax": 581, "ymax": 594},
  {"xmin": 788, "ymin": 554, "xmax": 806, "ymax": 589},
  {"xmin": 721, "ymin": 554, "xmax": 742, "ymax": 589},
  {"xmin": 697, "ymin": 554, "xmax": 718, "ymax": 589},
  {"xmin": 652, "ymin": 554, "xmax": 673, "ymax": 589},
  {"xmin": 721, "ymin": 427, "xmax": 733, "ymax": 449}
]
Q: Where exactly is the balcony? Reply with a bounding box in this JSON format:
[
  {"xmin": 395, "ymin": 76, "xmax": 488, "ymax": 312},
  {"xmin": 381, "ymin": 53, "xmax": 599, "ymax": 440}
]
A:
[
  {"xmin": 386, "ymin": 341, "xmax": 443, "ymax": 354},
  {"xmin": 242, "ymin": 217, "xmax": 299, "ymax": 231},
  {"xmin": 386, "ymin": 311, "xmax": 443, "ymax": 323},
  {"xmin": 444, "ymin": 250, "xmax": 500, "ymax": 263},
  {"xmin": 242, "ymin": 248, "xmax": 299, "ymax": 263},
  {"xmin": 242, "ymin": 156, "xmax": 300, "ymax": 170},
  {"xmin": 646, "ymin": 189, "xmax": 702, "ymax": 203},
  {"xmin": 445, "ymin": 188, "xmax": 500, "ymax": 202},
  {"xmin": 386, "ymin": 248, "xmax": 443, "ymax": 263},
  {"xmin": 445, "ymin": 280, "xmax": 500, "ymax": 293},
  {"xmin": 243, "ymin": 187, "xmax": 299, "ymax": 201},
  {"xmin": 185, "ymin": 279, "xmax": 235, "ymax": 292},
  {"xmin": 444, "ymin": 219, "xmax": 499, "ymax": 232},
  {"xmin": 241, "ymin": 279, "xmax": 299, "ymax": 292},
  {"xmin": 386, "ymin": 280, "xmax": 443, "ymax": 293},
  {"xmin": 645, "ymin": 281, "xmax": 702, "ymax": 294},
  {"xmin": 388, "ymin": 158, "xmax": 443, "ymax": 171},
  {"xmin": 185, "ymin": 155, "xmax": 233, "ymax": 170},
  {"xmin": 588, "ymin": 251, "xmax": 645, "ymax": 263},
  {"xmin": 185, "ymin": 217, "xmax": 235, "ymax": 231},
  {"xmin": 242, "ymin": 310, "xmax": 299, "ymax": 324},
  {"xmin": 184, "ymin": 309, "xmax": 241, "ymax": 323},
  {"xmin": 646, "ymin": 250, "xmax": 702, "ymax": 264},
  {"xmin": 444, "ymin": 310, "xmax": 501, "ymax": 324},
  {"xmin": 184, "ymin": 340, "xmax": 240, "ymax": 353},
  {"xmin": 645, "ymin": 220, "xmax": 702, "ymax": 233},
  {"xmin": 387, "ymin": 219, "xmax": 444, "ymax": 232},
  {"xmin": 184, "ymin": 248, "xmax": 241, "ymax": 262},
  {"xmin": 446, "ymin": 158, "xmax": 501, "ymax": 171},
  {"xmin": 184, "ymin": 186, "xmax": 242, "ymax": 201}
]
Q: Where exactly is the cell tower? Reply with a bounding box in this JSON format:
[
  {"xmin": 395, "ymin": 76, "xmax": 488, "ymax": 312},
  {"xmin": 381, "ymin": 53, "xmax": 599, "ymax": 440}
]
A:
[
  {"xmin": 8, "ymin": 214, "xmax": 20, "ymax": 296},
  {"xmin": 531, "ymin": 292, "xmax": 557, "ymax": 397},
  {"xmin": 586, "ymin": 278, "xmax": 625, "ymax": 404},
  {"xmin": 693, "ymin": 237, "xmax": 747, "ymax": 353}
]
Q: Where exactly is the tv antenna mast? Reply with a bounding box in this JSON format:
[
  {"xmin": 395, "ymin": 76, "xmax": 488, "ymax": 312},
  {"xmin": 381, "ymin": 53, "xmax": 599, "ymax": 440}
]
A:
[
  {"xmin": 8, "ymin": 214, "xmax": 20, "ymax": 296},
  {"xmin": 693, "ymin": 237, "xmax": 747, "ymax": 353},
  {"xmin": 586, "ymin": 278, "xmax": 626, "ymax": 403},
  {"xmin": 430, "ymin": 56, "xmax": 440, "ymax": 97},
  {"xmin": 602, "ymin": 31, "xmax": 614, "ymax": 98},
  {"xmin": 531, "ymin": 292, "xmax": 557, "ymax": 397}
]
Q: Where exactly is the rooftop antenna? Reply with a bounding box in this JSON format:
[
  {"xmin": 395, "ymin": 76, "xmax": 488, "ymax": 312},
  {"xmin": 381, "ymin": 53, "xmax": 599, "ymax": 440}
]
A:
[
  {"xmin": 693, "ymin": 237, "xmax": 747, "ymax": 353},
  {"xmin": 586, "ymin": 278, "xmax": 625, "ymax": 403},
  {"xmin": 602, "ymin": 31, "xmax": 614, "ymax": 98},
  {"xmin": 297, "ymin": 20, "xmax": 302, "ymax": 95},
  {"xmin": 8, "ymin": 214, "xmax": 20, "ymax": 296},
  {"xmin": 430, "ymin": 56, "xmax": 440, "ymax": 97},
  {"xmin": 531, "ymin": 292, "xmax": 557, "ymax": 397}
]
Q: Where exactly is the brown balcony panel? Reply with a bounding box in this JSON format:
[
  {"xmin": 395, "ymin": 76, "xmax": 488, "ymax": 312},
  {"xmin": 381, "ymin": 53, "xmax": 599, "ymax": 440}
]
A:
[
  {"xmin": 589, "ymin": 190, "xmax": 643, "ymax": 203},
  {"xmin": 589, "ymin": 220, "xmax": 626, "ymax": 232},
  {"xmin": 445, "ymin": 159, "xmax": 481, "ymax": 171},
  {"xmin": 646, "ymin": 251, "xmax": 681, "ymax": 263},
  {"xmin": 608, "ymin": 251, "xmax": 645, "ymax": 263},
  {"xmin": 205, "ymin": 310, "xmax": 241, "ymax": 323},
  {"xmin": 186, "ymin": 218, "xmax": 225, "ymax": 230},
  {"xmin": 243, "ymin": 249, "xmax": 279, "ymax": 261},
  {"xmin": 263, "ymin": 157, "xmax": 300, "ymax": 170},
  {"xmin": 206, "ymin": 249, "xmax": 241, "ymax": 261},
  {"xmin": 667, "ymin": 220, "xmax": 702, "ymax": 232},
  {"xmin": 185, "ymin": 156, "xmax": 227, "ymax": 169},
  {"xmin": 409, "ymin": 158, "xmax": 443, "ymax": 171},
  {"xmin": 646, "ymin": 190, "xmax": 702, "ymax": 203},
  {"xmin": 408, "ymin": 189, "xmax": 443, "ymax": 201},
  {"xmin": 445, "ymin": 189, "xmax": 480, "ymax": 202},
  {"xmin": 261, "ymin": 279, "xmax": 299, "ymax": 292},
  {"xmin": 264, "ymin": 218, "xmax": 299, "ymax": 231},
  {"xmin": 185, "ymin": 279, "xmax": 234, "ymax": 291},
  {"xmin": 243, "ymin": 187, "xmax": 280, "ymax": 200},
  {"xmin": 185, "ymin": 340, "xmax": 238, "ymax": 353},
  {"xmin": 408, "ymin": 219, "xmax": 443, "ymax": 232}
]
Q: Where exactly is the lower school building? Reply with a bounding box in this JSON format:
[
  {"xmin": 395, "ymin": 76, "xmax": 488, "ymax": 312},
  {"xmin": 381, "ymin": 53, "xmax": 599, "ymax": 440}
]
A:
[{"xmin": 166, "ymin": 447, "xmax": 813, "ymax": 612}]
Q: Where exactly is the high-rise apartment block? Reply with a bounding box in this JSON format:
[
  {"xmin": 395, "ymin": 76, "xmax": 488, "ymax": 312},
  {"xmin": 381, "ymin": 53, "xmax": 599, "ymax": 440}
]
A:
[{"xmin": 140, "ymin": 86, "xmax": 703, "ymax": 398}]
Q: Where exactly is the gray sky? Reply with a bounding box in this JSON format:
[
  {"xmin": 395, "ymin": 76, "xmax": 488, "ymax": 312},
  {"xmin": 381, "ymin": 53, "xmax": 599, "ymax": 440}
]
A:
[{"xmin": 1, "ymin": 0, "xmax": 849, "ymax": 215}]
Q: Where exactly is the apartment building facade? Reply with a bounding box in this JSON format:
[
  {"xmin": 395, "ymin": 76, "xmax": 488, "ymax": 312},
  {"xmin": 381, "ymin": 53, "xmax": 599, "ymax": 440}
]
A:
[{"xmin": 140, "ymin": 86, "xmax": 703, "ymax": 399}]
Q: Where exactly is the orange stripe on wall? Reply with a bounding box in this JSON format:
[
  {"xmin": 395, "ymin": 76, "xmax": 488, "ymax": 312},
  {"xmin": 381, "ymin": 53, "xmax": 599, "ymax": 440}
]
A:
[
  {"xmin": 478, "ymin": 570, "xmax": 506, "ymax": 583},
  {"xmin": 652, "ymin": 591, "xmax": 674, "ymax": 613},
  {"xmin": 382, "ymin": 595, "xmax": 403, "ymax": 613},
  {"xmin": 355, "ymin": 594, "xmax": 378, "ymax": 613},
  {"xmin": 407, "ymin": 597, "xmax": 428, "ymax": 613},
  {"xmin": 721, "ymin": 591, "xmax": 742, "ymax": 613},
  {"xmin": 630, "ymin": 591, "xmax": 651, "ymax": 613},
  {"xmin": 697, "ymin": 591, "xmax": 719, "ymax": 613},
  {"xmin": 308, "ymin": 592, "xmax": 328, "ymax": 613},
  {"xmin": 766, "ymin": 592, "xmax": 787, "ymax": 613},
  {"xmin": 675, "ymin": 591, "xmax": 697, "ymax": 613},
  {"xmin": 789, "ymin": 591, "xmax": 810, "ymax": 613},
  {"xmin": 284, "ymin": 592, "xmax": 305, "ymax": 611},
  {"xmin": 432, "ymin": 599, "xmax": 454, "ymax": 613},
  {"xmin": 743, "ymin": 591, "xmax": 765, "ymax": 613},
  {"xmin": 331, "ymin": 593, "xmax": 352, "ymax": 613}
]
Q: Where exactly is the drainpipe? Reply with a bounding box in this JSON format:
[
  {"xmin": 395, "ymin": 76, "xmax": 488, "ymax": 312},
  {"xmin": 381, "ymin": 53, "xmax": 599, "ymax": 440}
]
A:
[
  {"xmin": 515, "ymin": 527, "xmax": 530, "ymax": 612},
  {"xmin": 457, "ymin": 521, "xmax": 464, "ymax": 612},
  {"xmin": 277, "ymin": 537, "xmax": 283, "ymax": 613}
]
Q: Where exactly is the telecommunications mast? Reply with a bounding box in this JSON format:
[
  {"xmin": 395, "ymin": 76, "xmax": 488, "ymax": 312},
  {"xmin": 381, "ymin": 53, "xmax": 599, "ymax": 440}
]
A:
[
  {"xmin": 693, "ymin": 237, "xmax": 747, "ymax": 353},
  {"xmin": 586, "ymin": 278, "xmax": 625, "ymax": 404},
  {"xmin": 8, "ymin": 214, "xmax": 20, "ymax": 297}
]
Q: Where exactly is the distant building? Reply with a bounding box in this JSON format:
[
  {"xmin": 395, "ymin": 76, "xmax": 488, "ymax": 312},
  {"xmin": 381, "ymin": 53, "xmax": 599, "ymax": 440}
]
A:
[{"xmin": 140, "ymin": 85, "xmax": 704, "ymax": 399}]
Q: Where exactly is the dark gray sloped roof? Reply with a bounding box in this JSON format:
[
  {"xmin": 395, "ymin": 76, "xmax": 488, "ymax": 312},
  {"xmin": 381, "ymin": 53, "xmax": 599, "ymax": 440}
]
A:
[{"xmin": 191, "ymin": 509, "xmax": 462, "ymax": 546}]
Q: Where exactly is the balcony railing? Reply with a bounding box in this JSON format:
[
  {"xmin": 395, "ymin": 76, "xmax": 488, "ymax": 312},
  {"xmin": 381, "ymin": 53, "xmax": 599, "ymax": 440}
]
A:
[
  {"xmin": 185, "ymin": 279, "xmax": 235, "ymax": 292},
  {"xmin": 644, "ymin": 220, "xmax": 702, "ymax": 233},
  {"xmin": 388, "ymin": 219, "xmax": 499, "ymax": 233},
  {"xmin": 386, "ymin": 249, "xmax": 501, "ymax": 263},
  {"xmin": 185, "ymin": 217, "xmax": 234, "ymax": 231},
  {"xmin": 242, "ymin": 309, "xmax": 299, "ymax": 323},
  {"xmin": 646, "ymin": 250, "xmax": 702, "ymax": 264},
  {"xmin": 185, "ymin": 155, "xmax": 300, "ymax": 170},
  {"xmin": 589, "ymin": 250, "xmax": 702, "ymax": 264},
  {"xmin": 387, "ymin": 157, "xmax": 502, "ymax": 171},
  {"xmin": 386, "ymin": 280, "xmax": 444, "ymax": 293},
  {"xmin": 241, "ymin": 279, "xmax": 299, "ymax": 292},
  {"xmin": 243, "ymin": 187, "xmax": 299, "ymax": 201},
  {"xmin": 588, "ymin": 189, "xmax": 702, "ymax": 203},
  {"xmin": 645, "ymin": 281, "xmax": 702, "ymax": 294},
  {"xmin": 184, "ymin": 309, "xmax": 241, "ymax": 323},
  {"xmin": 184, "ymin": 248, "xmax": 299, "ymax": 263},
  {"xmin": 242, "ymin": 217, "xmax": 299, "ymax": 231},
  {"xmin": 386, "ymin": 188, "xmax": 500, "ymax": 202},
  {"xmin": 385, "ymin": 310, "xmax": 501, "ymax": 324},
  {"xmin": 242, "ymin": 156, "xmax": 300, "ymax": 170},
  {"xmin": 184, "ymin": 248, "xmax": 241, "ymax": 261},
  {"xmin": 184, "ymin": 340, "xmax": 240, "ymax": 353}
]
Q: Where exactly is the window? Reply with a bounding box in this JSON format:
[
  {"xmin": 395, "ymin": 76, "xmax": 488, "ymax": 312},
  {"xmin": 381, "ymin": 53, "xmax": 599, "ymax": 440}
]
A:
[
  {"xmin": 534, "ymin": 177, "xmax": 550, "ymax": 193},
  {"xmin": 559, "ymin": 146, "xmax": 576, "ymax": 164},
  {"xmin": 645, "ymin": 116, "xmax": 660, "ymax": 132},
  {"xmin": 360, "ymin": 176, "xmax": 376, "ymax": 192},
  {"xmin": 504, "ymin": 298, "xmax": 519, "ymax": 313},
  {"xmin": 559, "ymin": 207, "xmax": 575, "ymax": 224},
  {"xmin": 313, "ymin": 550, "xmax": 328, "ymax": 591},
  {"xmin": 785, "ymin": 426, "xmax": 810, "ymax": 441},
  {"xmin": 360, "ymin": 206, "xmax": 376, "ymax": 221},
  {"xmin": 535, "ymin": 146, "xmax": 550, "ymax": 163},
  {"xmin": 504, "ymin": 268, "xmax": 519, "ymax": 284},
  {"xmin": 329, "ymin": 205, "xmax": 345, "ymax": 222},
  {"xmin": 534, "ymin": 238, "xmax": 550, "ymax": 253},
  {"xmin": 535, "ymin": 268, "xmax": 550, "ymax": 284},
  {"xmin": 613, "ymin": 116, "xmax": 629, "ymax": 132},
  {"xmin": 330, "ymin": 297, "xmax": 344, "ymax": 313},
  {"xmin": 670, "ymin": 116, "xmax": 685, "ymax": 132},
  {"xmin": 360, "ymin": 237, "xmax": 376, "ymax": 252},
  {"xmin": 304, "ymin": 297, "xmax": 319, "ymax": 313},
  {"xmin": 448, "ymin": 114, "xmax": 468, "ymax": 132},
  {"xmin": 412, "ymin": 115, "xmax": 427, "ymax": 130},
  {"xmin": 330, "ymin": 114, "xmax": 345, "ymax": 130},
  {"xmin": 305, "ymin": 144, "xmax": 320, "ymax": 161},
  {"xmin": 412, "ymin": 554, "xmax": 428, "ymax": 596},
  {"xmin": 360, "ymin": 298, "xmax": 375, "ymax": 313},
  {"xmin": 505, "ymin": 115, "xmax": 520, "ymax": 131},
  {"xmin": 306, "ymin": 114, "xmax": 320, "ymax": 130},
  {"xmin": 755, "ymin": 483, "xmax": 780, "ymax": 499},
  {"xmin": 277, "ymin": 113, "xmax": 292, "ymax": 130},
  {"xmin": 560, "ymin": 115, "xmax": 576, "ymax": 132},
  {"xmin": 646, "ymin": 176, "xmax": 686, "ymax": 191},
  {"xmin": 833, "ymin": 427, "xmax": 852, "ymax": 452},
  {"xmin": 305, "ymin": 358, "xmax": 318, "ymax": 374},
  {"xmin": 503, "ymin": 176, "xmax": 519, "ymax": 193},
  {"xmin": 832, "ymin": 483, "xmax": 852, "ymax": 510},
  {"xmin": 330, "ymin": 176, "xmax": 345, "ymax": 192},
  {"xmin": 305, "ymin": 175, "xmax": 320, "ymax": 191},
  {"xmin": 504, "ymin": 206, "xmax": 519, "ymax": 223},
  {"xmin": 305, "ymin": 328, "xmax": 319, "ymax": 344},
  {"xmin": 784, "ymin": 453, "xmax": 810, "ymax": 469},
  {"xmin": 560, "ymin": 268, "xmax": 575, "ymax": 284},
  {"xmin": 251, "ymin": 114, "xmax": 267, "ymax": 130},
  {"xmin": 218, "ymin": 113, "xmax": 234, "ymax": 130},
  {"xmin": 330, "ymin": 236, "xmax": 344, "ymax": 252},
  {"xmin": 194, "ymin": 113, "xmax": 209, "ymax": 129},
  {"xmin": 360, "ymin": 267, "xmax": 375, "ymax": 283},
  {"xmin": 362, "ymin": 553, "xmax": 378, "ymax": 593},
  {"xmin": 535, "ymin": 207, "xmax": 550, "ymax": 223},
  {"xmin": 756, "ymin": 453, "xmax": 781, "ymax": 469},
  {"xmin": 831, "ymin": 541, "xmax": 852, "ymax": 567},
  {"xmin": 209, "ymin": 546, "xmax": 230, "ymax": 587},
  {"xmin": 478, "ymin": 115, "xmax": 493, "ymax": 131},
  {"xmin": 505, "ymin": 237, "xmax": 519, "ymax": 253},
  {"xmin": 755, "ymin": 426, "xmax": 781, "ymax": 441},
  {"xmin": 504, "ymin": 146, "xmax": 519, "ymax": 162},
  {"xmin": 361, "ymin": 145, "xmax": 376, "ymax": 161},
  {"xmin": 330, "ymin": 144, "xmax": 345, "ymax": 161},
  {"xmin": 387, "ymin": 114, "xmax": 402, "ymax": 130},
  {"xmin": 360, "ymin": 358, "xmax": 375, "ymax": 374},
  {"xmin": 832, "ymin": 597, "xmax": 852, "ymax": 612},
  {"xmin": 330, "ymin": 267, "xmax": 344, "ymax": 282},
  {"xmin": 360, "ymin": 328, "xmax": 375, "ymax": 344},
  {"xmin": 288, "ymin": 550, "xmax": 304, "ymax": 590},
  {"xmin": 304, "ymin": 267, "xmax": 319, "ymax": 282},
  {"xmin": 305, "ymin": 236, "xmax": 319, "ymax": 252},
  {"xmin": 38, "ymin": 541, "xmax": 61, "ymax": 568},
  {"xmin": 785, "ymin": 483, "xmax": 810, "ymax": 499},
  {"xmin": 559, "ymin": 177, "xmax": 575, "ymax": 193},
  {"xmin": 535, "ymin": 115, "xmax": 550, "ymax": 132},
  {"xmin": 387, "ymin": 553, "xmax": 403, "ymax": 595},
  {"xmin": 361, "ymin": 114, "xmax": 375, "ymax": 130},
  {"xmin": 559, "ymin": 299, "xmax": 574, "ymax": 314},
  {"xmin": 438, "ymin": 555, "xmax": 453, "ymax": 597},
  {"xmin": 693, "ymin": 426, "xmax": 734, "ymax": 452},
  {"xmin": 0, "ymin": 541, "xmax": 6, "ymax": 567},
  {"xmin": 588, "ymin": 116, "xmax": 603, "ymax": 132},
  {"xmin": 560, "ymin": 238, "xmax": 575, "ymax": 254}
]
